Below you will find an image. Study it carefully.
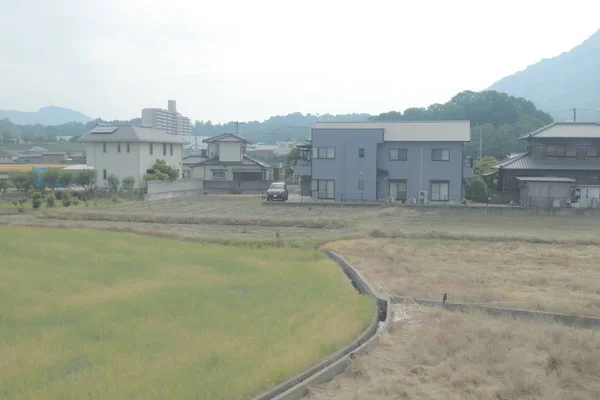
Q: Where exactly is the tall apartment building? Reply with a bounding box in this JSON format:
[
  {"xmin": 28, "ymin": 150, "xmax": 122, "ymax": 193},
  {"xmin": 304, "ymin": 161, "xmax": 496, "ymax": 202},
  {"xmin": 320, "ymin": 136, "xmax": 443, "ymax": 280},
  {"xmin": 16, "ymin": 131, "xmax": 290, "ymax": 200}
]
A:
[{"xmin": 141, "ymin": 100, "xmax": 192, "ymax": 136}]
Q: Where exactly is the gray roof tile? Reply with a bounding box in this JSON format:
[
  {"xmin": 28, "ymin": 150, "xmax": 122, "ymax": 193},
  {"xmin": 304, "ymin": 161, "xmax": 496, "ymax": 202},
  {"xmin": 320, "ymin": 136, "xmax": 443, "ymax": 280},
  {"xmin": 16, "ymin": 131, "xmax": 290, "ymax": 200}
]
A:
[
  {"xmin": 80, "ymin": 125, "xmax": 183, "ymax": 144},
  {"xmin": 520, "ymin": 122, "xmax": 600, "ymax": 140},
  {"xmin": 494, "ymin": 152, "xmax": 600, "ymax": 170}
]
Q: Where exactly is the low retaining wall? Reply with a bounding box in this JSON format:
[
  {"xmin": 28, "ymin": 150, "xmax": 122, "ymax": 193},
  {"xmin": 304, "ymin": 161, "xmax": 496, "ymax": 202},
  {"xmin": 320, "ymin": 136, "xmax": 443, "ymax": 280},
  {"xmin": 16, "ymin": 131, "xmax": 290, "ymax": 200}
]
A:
[
  {"xmin": 144, "ymin": 179, "xmax": 203, "ymax": 201},
  {"xmin": 253, "ymin": 251, "xmax": 390, "ymax": 400},
  {"xmin": 203, "ymin": 180, "xmax": 271, "ymax": 195},
  {"xmin": 393, "ymin": 297, "xmax": 600, "ymax": 329}
]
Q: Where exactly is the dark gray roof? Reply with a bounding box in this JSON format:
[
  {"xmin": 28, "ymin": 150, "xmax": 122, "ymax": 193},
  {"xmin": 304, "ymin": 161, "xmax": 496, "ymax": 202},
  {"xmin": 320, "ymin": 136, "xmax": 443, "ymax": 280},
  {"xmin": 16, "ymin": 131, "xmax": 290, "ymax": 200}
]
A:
[
  {"xmin": 182, "ymin": 155, "xmax": 208, "ymax": 165},
  {"xmin": 203, "ymin": 133, "xmax": 250, "ymax": 144},
  {"xmin": 494, "ymin": 152, "xmax": 600, "ymax": 170},
  {"xmin": 519, "ymin": 122, "xmax": 600, "ymax": 140},
  {"xmin": 516, "ymin": 177, "xmax": 576, "ymax": 182},
  {"xmin": 191, "ymin": 155, "xmax": 272, "ymax": 169},
  {"xmin": 80, "ymin": 125, "xmax": 183, "ymax": 144}
]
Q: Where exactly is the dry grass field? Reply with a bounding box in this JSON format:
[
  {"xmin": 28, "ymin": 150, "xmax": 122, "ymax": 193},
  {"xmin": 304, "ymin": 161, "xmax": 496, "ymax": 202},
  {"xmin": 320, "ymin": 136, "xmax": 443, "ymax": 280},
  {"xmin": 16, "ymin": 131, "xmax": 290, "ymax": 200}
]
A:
[
  {"xmin": 308, "ymin": 308, "xmax": 600, "ymax": 400},
  {"xmin": 0, "ymin": 163, "xmax": 65, "ymax": 172},
  {"xmin": 4, "ymin": 196, "xmax": 600, "ymax": 399},
  {"xmin": 324, "ymin": 238, "xmax": 600, "ymax": 316}
]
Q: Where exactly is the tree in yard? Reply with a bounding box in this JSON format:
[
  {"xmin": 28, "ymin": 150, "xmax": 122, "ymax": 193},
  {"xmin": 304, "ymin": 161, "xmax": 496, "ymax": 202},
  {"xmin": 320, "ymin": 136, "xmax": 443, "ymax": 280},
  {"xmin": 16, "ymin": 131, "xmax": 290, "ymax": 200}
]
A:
[
  {"xmin": 58, "ymin": 171, "xmax": 73, "ymax": 189},
  {"xmin": 42, "ymin": 168, "xmax": 62, "ymax": 191},
  {"xmin": 474, "ymin": 156, "xmax": 500, "ymax": 176},
  {"xmin": 107, "ymin": 174, "xmax": 120, "ymax": 191},
  {"xmin": 143, "ymin": 159, "xmax": 179, "ymax": 181},
  {"xmin": 121, "ymin": 176, "xmax": 135, "ymax": 191},
  {"xmin": 9, "ymin": 171, "xmax": 34, "ymax": 193},
  {"xmin": 76, "ymin": 169, "xmax": 98, "ymax": 196},
  {"xmin": 467, "ymin": 175, "xmax": 488, "ymax": 196}
]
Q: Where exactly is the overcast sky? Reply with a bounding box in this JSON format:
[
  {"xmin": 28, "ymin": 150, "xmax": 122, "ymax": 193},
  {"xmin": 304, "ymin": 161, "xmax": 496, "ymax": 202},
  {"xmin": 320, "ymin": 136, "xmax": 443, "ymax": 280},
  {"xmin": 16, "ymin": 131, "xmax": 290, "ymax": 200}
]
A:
[{"xmin": 0, "ymin": 0, "xmax": 598, "ymax": 123}]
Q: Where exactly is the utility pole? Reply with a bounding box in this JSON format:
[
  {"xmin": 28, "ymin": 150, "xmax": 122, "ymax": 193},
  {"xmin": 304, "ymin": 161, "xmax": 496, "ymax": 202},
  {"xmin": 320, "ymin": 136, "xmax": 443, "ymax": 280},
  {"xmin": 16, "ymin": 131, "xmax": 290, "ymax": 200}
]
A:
[
  {"xmin": 573, "ymin": 108, "xmax": 577, "ymax": 122},
  {"xmin": 479, "ymin": 125, "xmax": 483, "ymax": 160},
  {"xmin": 235, "ymin": 121, "xmax": 239, "ymax": 135}
]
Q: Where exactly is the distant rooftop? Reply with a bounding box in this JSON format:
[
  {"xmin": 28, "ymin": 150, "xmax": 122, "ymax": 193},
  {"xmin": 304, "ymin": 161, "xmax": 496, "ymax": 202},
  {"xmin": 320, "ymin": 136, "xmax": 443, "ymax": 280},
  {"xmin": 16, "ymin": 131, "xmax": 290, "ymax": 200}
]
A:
[
  {"xmin": 203, "ymin": 133, "xmax": 250, "ymax": 144},
  {"xmin": 80, "ymin": 125, "xmax": 184, "ymax": 144},
  {"xmin": 312, "ymin": 121, "xmax": 471, "ymax": 142},
  {"xmin": 519, "ymin": 122, "xmax": 600, "ymax": 140}
]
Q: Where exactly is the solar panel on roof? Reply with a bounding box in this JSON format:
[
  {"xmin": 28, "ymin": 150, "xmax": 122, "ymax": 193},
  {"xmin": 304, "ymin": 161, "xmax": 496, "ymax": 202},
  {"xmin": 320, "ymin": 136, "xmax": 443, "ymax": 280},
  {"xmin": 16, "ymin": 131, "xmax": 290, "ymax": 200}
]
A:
[{"xmin": 91, "ymin": 126, "xmax": 118, "ymax": 134}]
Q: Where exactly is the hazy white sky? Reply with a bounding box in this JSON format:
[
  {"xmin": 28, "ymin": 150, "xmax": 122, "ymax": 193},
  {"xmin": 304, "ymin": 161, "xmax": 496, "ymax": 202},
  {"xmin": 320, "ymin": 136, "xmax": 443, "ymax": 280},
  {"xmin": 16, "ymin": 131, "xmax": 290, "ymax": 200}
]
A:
[{"xmin": 0, "ymin": 0, "xmax": 598, "ymax": 123}]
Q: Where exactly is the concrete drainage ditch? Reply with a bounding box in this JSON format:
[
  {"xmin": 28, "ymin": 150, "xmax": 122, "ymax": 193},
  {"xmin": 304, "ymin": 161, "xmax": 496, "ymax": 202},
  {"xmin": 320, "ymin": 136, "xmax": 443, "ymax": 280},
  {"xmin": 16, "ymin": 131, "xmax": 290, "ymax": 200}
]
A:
[{"xmin": 252, "ymin": 251, "xmax": 391, "ymax": 400}]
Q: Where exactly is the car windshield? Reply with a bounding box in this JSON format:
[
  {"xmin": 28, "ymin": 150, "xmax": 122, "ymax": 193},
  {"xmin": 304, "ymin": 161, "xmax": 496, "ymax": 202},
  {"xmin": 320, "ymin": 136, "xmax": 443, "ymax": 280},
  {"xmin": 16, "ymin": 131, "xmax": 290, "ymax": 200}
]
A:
[{"xmin": 270, "ymin": 183, "xmax": 284, "ymax": 189}]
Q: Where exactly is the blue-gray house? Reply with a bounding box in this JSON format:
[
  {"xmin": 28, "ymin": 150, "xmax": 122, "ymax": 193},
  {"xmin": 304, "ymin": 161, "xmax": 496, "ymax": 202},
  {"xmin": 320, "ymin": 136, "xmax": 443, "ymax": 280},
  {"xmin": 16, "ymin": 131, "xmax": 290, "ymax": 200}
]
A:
[{"xmin": 296, "ymin": 121, "xmax": 472, "ymax": 204}]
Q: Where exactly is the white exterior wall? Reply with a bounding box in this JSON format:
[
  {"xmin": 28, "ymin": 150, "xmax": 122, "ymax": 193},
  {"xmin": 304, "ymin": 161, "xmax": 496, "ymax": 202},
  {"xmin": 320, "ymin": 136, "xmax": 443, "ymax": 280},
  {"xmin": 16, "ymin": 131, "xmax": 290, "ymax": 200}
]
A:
[
  {"xmin": 138, "ymin": 142, "xmax": 183, "ymax": 188},
  {"xmin": 218, "ymin": 142, "xmax": 242, "ymax": 162},
  {"xmin": 86, "ymin": 142, "xmax": 141, "ymax": 189},
  {"xmin": 86, "ymin": 142, "xmax": 183, "ymax": 189}
]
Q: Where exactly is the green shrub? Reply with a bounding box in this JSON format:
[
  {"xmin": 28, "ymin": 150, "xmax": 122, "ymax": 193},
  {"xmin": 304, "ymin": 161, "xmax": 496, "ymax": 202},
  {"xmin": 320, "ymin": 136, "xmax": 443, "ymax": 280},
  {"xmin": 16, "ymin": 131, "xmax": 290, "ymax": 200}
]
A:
[
  {"xmin": 73, "ymin": 198, "xmax": 80, "ymax": 206},
  {"xmin": 107, "ymin": 174, "xmax": 120, "ymax": 192},
  {"xmin": 55, "ymin": 191, "xmax": 64, "ymax": 200},
  {"xmin": 32, "ymin": 198, "xmax": 42, "ymax": 210},
  {"xmin": 111, "ymin": 195, "xmax": 121, "ymax": 203},
  {"xmin": 62, "ymin": 195, "xmax": 72, "ymax": 207},
  {"xmin": 122, "ymin": 176, "xmax": 135, "ymax": 191},
  {"xmin": 45, "ymin": 194, "xmax": 55, "ymax": 208}
]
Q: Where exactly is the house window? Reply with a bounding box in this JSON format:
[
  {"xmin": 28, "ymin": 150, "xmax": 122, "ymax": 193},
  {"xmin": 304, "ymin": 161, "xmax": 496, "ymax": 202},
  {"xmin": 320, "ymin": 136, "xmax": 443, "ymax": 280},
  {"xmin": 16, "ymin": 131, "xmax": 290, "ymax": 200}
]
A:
[
  {"xmin": 127, "ymin": 142, "xmax": 130, "ymax": 153},
  {"xmin": 431, "ymin": 181, "xmax": 450, "ymax": 201},
  {"xmin": 170, "ymin": 144, "xmax": 173, "ymax": 156},
  {"xmin": 103, "ymin": 169, "xmax": 107, "ymax": 180},
  {"xmin": 358, "ymin": 148, "xmax": 365, "ymax": 158},
  {"xmin": 211, "ymin": 170, "xmax": 227, "ymax": 179},
  {"xmin": 150, "ymin": 143, "xmax": 153, "ymax": 155},
  {"xmin": 358, "ymin": 180, "xmax": 365, "ymax": 190},
  {"xmin": 586, "ymin": 146, "xmax": 598, "ymax": 157},
  {"xmin": 389, "ymin": 180, "xmax": 407, "ymax": 202},
  {"xmin": 103, "ymin": 143, "xmax": 106, "ymax": 153},
  {"xmin": 118, "ymin": 143, "xmax": 121, "ymax": 153},
  {"xmin": 390, "ymin": 148, "xmax": 408, "ymax": 161},
  {"xmin": 546, "ymin": 145, "xmax": 566, "ymax": 157},
  {"xmin": 312, "ymin": 147, "xmax": 336, "ymax": 159},
  {"xmin": 432, "ymin": 149, "xmax": 450, "ymax": 161},
  {"xmin": 163, "ymin": 143, "xmax": 167, "ymax": 156},
  {"xmin": 566, "ymin": 145, "xmax": 577, "ymax": 158},
  {"xmin": 312, "ymin": 179, "xmax": 335, "ymax": 199}
]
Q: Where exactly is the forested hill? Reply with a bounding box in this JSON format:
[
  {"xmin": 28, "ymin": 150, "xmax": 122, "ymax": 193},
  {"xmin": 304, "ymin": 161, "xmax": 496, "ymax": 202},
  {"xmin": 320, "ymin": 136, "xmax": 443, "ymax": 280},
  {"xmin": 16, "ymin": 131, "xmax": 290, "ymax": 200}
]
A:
[
  {"xmin": 192, "ymin": 112, "xmax": 370, "ymax": 142},
  {"xmin": 370, "ymin": 90, "xmax": 554, "ymax": 158},
  {"xmin": 488, "ymin": 28, "xmax": 600, "ymax": 122}
]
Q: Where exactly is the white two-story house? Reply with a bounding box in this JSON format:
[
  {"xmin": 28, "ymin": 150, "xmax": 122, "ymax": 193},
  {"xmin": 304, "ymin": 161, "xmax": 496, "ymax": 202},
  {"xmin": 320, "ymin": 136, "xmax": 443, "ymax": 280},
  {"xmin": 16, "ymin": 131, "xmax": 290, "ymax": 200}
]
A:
[
  {"xmin": 79, "ymin": 125, "xmax": 183, "ymax": 189},
  {"xmin": 190, "ymin": 133, "xmax": 273, "ymax": 181}
]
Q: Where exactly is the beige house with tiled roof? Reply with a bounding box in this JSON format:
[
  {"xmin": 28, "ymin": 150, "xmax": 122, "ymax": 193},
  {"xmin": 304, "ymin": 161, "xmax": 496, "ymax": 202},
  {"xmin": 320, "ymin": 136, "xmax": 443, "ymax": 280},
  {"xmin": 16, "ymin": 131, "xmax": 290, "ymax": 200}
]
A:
[{"xmin": 190, "ymin": 133, "xmax": 273, "ymax": 181}]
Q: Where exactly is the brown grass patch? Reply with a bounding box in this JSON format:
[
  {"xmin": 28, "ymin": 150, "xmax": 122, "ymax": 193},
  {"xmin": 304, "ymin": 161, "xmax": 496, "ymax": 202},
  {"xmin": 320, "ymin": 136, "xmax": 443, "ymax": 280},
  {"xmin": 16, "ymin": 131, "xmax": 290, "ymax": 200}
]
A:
[
  {"xmin": 39, "ymin": 210, "xmax": 347, "ymax": 229},
  {"xmin": 323, "ymin": 238, "xmax": 600, "ymax": 316},
  {"xmin": 309, "ymin": 309, "xmax": 600, "ymax": 400}
]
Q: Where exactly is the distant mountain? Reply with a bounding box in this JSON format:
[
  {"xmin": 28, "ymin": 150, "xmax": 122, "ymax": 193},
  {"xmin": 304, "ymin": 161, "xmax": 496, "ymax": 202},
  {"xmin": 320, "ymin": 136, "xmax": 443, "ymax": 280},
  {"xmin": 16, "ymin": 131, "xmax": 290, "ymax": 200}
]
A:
[
  {"xmin": 193, "ymin": 112, "xmax": 370, "ymax": 143},
  {"xmin": 0, "ymin": 106, "xmax": 93, "ymax": 125},
  {"xmin": 489, "ymin": 29, "xmax": 600, "ymax": 122}
]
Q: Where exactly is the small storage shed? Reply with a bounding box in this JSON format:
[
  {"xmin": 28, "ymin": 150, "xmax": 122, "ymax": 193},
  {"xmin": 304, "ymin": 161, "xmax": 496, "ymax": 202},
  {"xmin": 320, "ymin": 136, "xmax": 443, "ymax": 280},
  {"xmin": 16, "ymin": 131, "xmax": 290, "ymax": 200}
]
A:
[{"xmin": 516, "ymin": 177, "xmax": 576, "ymax": 208}]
